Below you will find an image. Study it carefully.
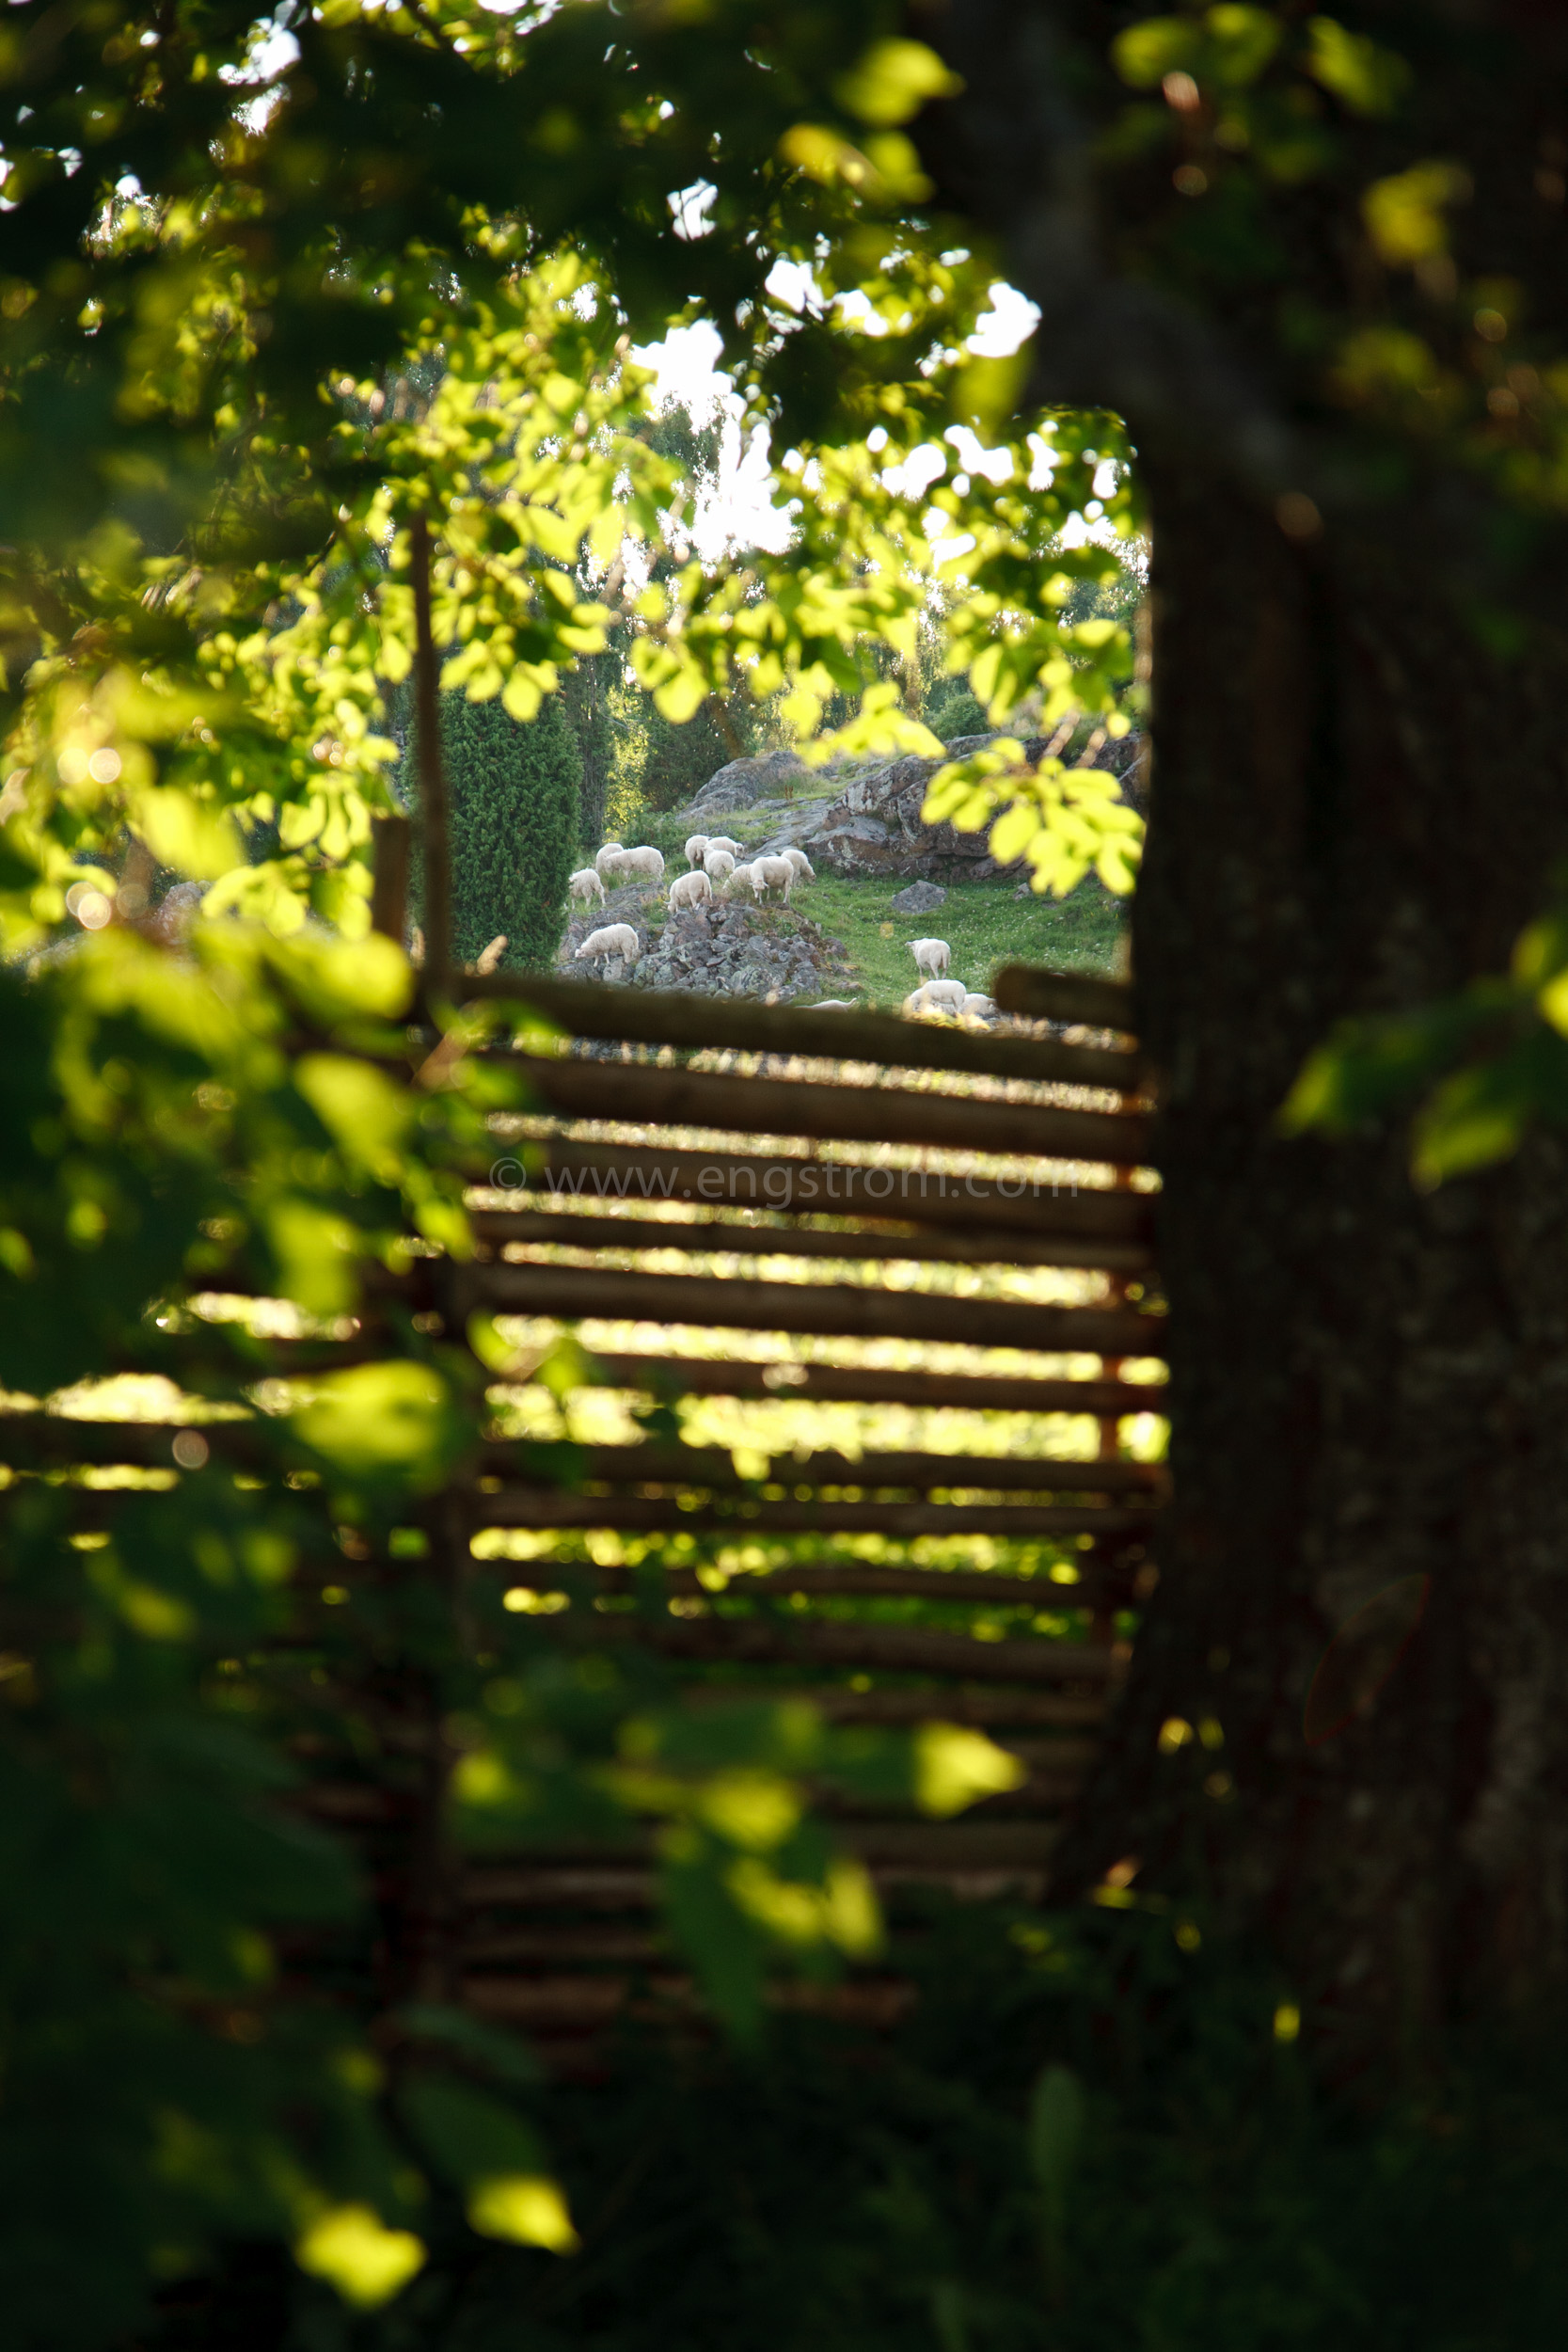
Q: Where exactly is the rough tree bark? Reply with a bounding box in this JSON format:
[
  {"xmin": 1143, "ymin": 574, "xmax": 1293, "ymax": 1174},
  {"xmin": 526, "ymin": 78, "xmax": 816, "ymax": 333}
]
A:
[{"xmin": 920, "ymin": 0, "xmax": 1568, "ymax": 2050}]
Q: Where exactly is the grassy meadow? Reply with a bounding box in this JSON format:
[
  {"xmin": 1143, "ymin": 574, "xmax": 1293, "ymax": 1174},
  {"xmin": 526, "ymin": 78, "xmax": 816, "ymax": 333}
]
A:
[{"xmin": 802, "ymin": 869, "xmax": 1128, "ymax": 1006}]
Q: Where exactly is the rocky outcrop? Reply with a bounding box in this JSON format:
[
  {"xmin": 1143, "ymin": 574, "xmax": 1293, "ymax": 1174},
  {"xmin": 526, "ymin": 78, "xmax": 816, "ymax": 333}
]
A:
[
  {"xmin": 686, "ymin": 747, "xmax": 809, "ymax": 818},
  {"xmin": 808, "ymin": 729, "xmax": 1145, "ymax": 883},
  {"xmin": 558, "ymin": 881, "xmax": 850, "ymax": 1002},
  {"xmin": 664, "ymin": 727, "xmax": 1147, "ymax": 888},
  {"xmin": 809, "ymin": 735, "xmax": 1036, "ymax": 882}
]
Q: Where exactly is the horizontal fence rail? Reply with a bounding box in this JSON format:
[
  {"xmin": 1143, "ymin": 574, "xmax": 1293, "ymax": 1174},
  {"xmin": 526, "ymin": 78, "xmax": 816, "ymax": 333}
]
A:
[
  {"xmin": 8, "ymin": 962, "xmax": 1162, "ymax": 2059},
  {"xmin": 457, "ymin": 1262, "xmax": 1167, "ymax": 1358},
  {"xmin": 488, "ymin": 1138, "xmax": 1154, "ymax": 1235},
  {"xmin": 498, "ymin": 1051, "xmax": 1149, "ymax": 1164}
]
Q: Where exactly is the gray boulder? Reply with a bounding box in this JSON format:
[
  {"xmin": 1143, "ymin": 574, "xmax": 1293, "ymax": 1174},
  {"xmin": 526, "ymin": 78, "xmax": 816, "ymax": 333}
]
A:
[
  {"xmin": 691, "ymin": 747, "xmax": 809, "ymax": 815},
  {"xmin": 890, "ymin": 880, "xmax": 948, "ymax": 914}
]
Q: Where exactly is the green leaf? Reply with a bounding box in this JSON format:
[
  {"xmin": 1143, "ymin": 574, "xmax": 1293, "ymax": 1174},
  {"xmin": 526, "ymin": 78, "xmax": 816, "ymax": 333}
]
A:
[
  {"xmin": 290, "ymin": 1361, "xmax": 465, "ymax": 1487},
  {"xmin": 134, "ymin": 788, "xmax": 242, "ymax": 882},
  {"xmin": 1204, "ymin": 6, "xmax": 1282, "ymax": 86},
  {"xmin": 832, "ymin": 39, "xmax": 962, "ymax": 128},
  {"xmin": 294, "ymin": 2207, "xmax": 426, "ymax": 2310},
  {"xmin": 400, "ymin": 2077, "xmax": 546, "ymax": 2190},
  {"xmin": 1304, "ymin": 16, "xmax": 1411, "ymax": 116},
  {"xmin": 1027, "ymin": 2064, "xmax": 1085, "ymax": 2201},
  {"xmin": 295, "ymin": 1055, "xmax": 410, "ymax": 1174},
  {"xmin": 1362, "ymin": 163, "xmax": 1469, "ymax": 267},
  {"xmin": 1411, "ymin": 1064, "xmax": 1530, "ymax": 1187},
  {"xmin": 265, "ymin": 1197, "xmax": 361, "ymax": 1318},
  {"xmin": 913, "ymin": 1724, "xmax": 1024, "ymax": 1818},
  {"xmin": 1111, "ymin": 18, "xmax": 1200, "ymax": 89}
]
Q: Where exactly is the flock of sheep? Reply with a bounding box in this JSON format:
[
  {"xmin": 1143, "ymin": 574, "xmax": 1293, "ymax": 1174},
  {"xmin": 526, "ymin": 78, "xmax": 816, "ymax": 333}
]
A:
[
  {"xmin": 568, "ymin": 832, "xmax": 995, "ymax": 1021},
  {"xmin": 904, "ymin": 936, "xmax": 994, "ymax": 1022},
  {"xmin": 571, "ymin": 832, "xmax": 816, "ymax": 970}
]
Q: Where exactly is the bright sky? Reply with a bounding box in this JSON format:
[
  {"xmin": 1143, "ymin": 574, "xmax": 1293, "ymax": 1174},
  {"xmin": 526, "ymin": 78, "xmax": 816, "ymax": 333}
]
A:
[{"xmin": 631, "ymin": 281, "xmax": 1042, "ymax": 562}]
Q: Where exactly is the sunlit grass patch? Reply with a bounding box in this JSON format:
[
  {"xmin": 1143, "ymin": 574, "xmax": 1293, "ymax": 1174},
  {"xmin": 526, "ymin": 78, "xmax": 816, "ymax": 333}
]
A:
[{"xmin": 803, "ymin": 871, "xmax": 1127, "ymax": 1007}]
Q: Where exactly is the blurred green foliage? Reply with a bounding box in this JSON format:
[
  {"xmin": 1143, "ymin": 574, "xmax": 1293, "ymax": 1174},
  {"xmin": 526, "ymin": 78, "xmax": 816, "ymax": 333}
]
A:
[
  {"xmin": 137, "ymin": 1903, "xmax": 1568, "ymax": 2349},
  {"xmin": 0, "ymin": 919, "xmax": 1010, "ymax": 2341}
]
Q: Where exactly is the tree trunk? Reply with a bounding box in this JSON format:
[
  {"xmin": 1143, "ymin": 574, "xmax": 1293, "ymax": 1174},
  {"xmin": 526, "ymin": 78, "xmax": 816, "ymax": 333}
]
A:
[
  {"xmin": 917, "ymin": 0, "xmax": 1568, "ymax": 2057},
  {"xmin": 1047, "ymin": 466, "xmax": 1568, "ymax": 2055},
  {"xmin": 564, "ymin": 652, "xmax": 612, "ymax": 851}
]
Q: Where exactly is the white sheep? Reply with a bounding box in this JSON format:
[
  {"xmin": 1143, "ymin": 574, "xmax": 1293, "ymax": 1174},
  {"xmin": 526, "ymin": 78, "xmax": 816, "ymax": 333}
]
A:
[
  {"xmin": 705, "ymin": 835, "xmax": 743, "ymax": 860},
  {"xmin": 734, "ymin": 859, "xmax": 768, "ymax": 902},
  {"xmin": 668, "ymin": 868, "xmax": 713, "ymax": 914},
  {"xmin": 784, "ymin": 848, "xmax": 816, "ymax": 882},
  {"xmin": 808, "ymin": 998, "xmax": 855, "ymax": 1009},
  {"xmin": 961, "ymin": 992, "xmax": 996, "ymax": 1020},
  {"xmin": 569, "ymin": 866, "xmax": 607, "ymax": 910},
  {"xmin": 757, "ymin": 854, "xmax": 797, "ymax": 902},
  {"xmin": 684, "ymin": 834, "xmax": 710, "ymax": 868},
  {"xmin": 909, "ymin": 936, "xmax": 951, "ymax": 978},
  {"xmin": 619, "ymin": 845, "xmax": 665, "ymax": 883},
  {"xmin": 703, "ymin": 847, "xmax": 736, "ymax": 887},
  {"xmin": 903, "ymin": 983, "xmax": 960, "ymax": 1018},
  {"xmin": 577, "ymin": 922, "xmax": 640, "ymax": 970},
  {"xmin": 594, "ymin": 841, "xmax": 625, "ymax": 883}
]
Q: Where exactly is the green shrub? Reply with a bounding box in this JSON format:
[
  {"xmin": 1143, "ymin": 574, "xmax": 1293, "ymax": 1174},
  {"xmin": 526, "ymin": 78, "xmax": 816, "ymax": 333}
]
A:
[{"xmin": 925, "ymin": 677, "xmax": 988, "ymax": 742}]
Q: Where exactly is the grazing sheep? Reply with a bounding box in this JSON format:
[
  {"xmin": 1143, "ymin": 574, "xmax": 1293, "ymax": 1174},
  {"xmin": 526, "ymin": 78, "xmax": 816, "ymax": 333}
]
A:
[
  {"xmin": 705, "ymin": 835, "xmax": 743, "ymax": 860},
  {"xmin": 569, "ymin": 866, "xmax": 607, "ymax": 910},
  {"xmin": 703, "ymin": 847, "xmax": 736, "ymax": 887},
  {"xmin": 784, "ymin": 848, "xmax": 816, "ymax": 882},
  {"xmin": 619, "ymin": 844, "xmax": 665, "ymax": 883},
  {"xmin": 961, "ymin": 992, "xmax": 996, "ymax": 1020},
  {"xmin": 684, "ymin": 834, "xmax": 711, "ymax": 868},
  {"xmin": 909, "ymin": 936, "xmax": 951, "ymax": 978},
  {"xmin": 576, "ymin": 922, "xmax": 641, "ymax": 972},
  {"xmin": 734, "ymin": 859, "xmax": 768, "ymax": 902},
  {"xmin": 668, "ymin": 868, "xmax": 713, "ymax": 914},
  {"xmin": 903, "ymin": 983, "xmax": 957, "ymax": 1018},
  {"xmin": 594, "ymin": 841, "xmax": 625, "ymax": 882},
  {"xmin": 757, "ymin": 853, "xmax": 797, "ymax": 902},
  {"xmin": 474, "ymin": 934, "xmax": 507, "ymax": 975},
  {"xmin": 923, "ymin": 977, "xmax": 969, "ymax": 1012}
]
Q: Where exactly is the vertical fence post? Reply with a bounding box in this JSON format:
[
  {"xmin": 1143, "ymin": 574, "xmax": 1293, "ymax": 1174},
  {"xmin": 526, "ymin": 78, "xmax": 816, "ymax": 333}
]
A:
[
  {"xmin": 370, "ymin": 813, "xmax": 411, "ymax": 943},
  {"xmin": 409, "ymin": 513, "xmax": 451, "ymax": 989}
]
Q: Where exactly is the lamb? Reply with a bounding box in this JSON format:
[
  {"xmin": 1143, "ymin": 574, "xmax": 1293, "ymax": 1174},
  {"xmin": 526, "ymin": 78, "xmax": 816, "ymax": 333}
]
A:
[
  {"xmin": 668, "ymin": 868, "xmax": 713, "ymax": 914},
  {"xmin": 909, "ymin": 936, "xmax": 951, "ymax": 978},
  {"xmin": 961, "ymin": 992, "xmax": 996, "ymax": 1020},
  {"xmin": 703, "ymin": 847, "xmax": 736, "ymax": 887},
  {"xmin": 705, "ymin": 835, "xmax": 743, "ymax": 860},
  {"xmin": 783, "ymin": 848, "xmax": 815, "ymax": 882},
  {"xmin": 618, "ymin": 844, "xmax": 665, "ymax": 883},
  {"xmin": 576, "ymin": 922, "xmax": 641, "ymax": 971},
  {"xmin": 684, "ymin": 834, "xmax": 710, "ymax": 868},
  {"xmin": 903, "ymin": 981, "xmax": 963, "ymax": 1018},
  {"xmin": 594, "ymin": 841, "xmax": 626, "ymax": 883},
  {"xmin": 757, "ymin": 853, "xmax": 797, "ymax": 902},
  {"xmin": 569, "ymin": 866, "xmax": 607, "ymax": 910}
]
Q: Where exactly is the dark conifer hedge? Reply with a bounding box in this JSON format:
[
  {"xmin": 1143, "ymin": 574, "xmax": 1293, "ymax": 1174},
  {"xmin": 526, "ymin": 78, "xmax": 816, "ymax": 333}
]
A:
[{"xmin": 401, "ymin": 687, "xmax": 581, "ymax": 970}]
